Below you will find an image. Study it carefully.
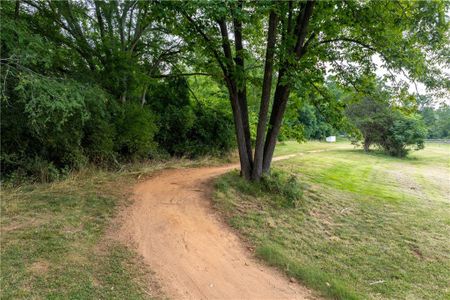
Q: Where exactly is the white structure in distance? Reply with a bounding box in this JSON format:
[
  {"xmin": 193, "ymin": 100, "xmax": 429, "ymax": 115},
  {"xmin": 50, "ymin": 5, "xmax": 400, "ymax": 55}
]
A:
[{"xmin": 326, "ymin": 136, "xmax": 336, "ymax": 143}]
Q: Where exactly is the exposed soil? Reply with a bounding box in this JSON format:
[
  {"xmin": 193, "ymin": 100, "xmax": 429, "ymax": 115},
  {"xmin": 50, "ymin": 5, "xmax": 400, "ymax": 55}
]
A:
[
  {"xmin": 29, "ymin": 260, "xmax": 49, "ymax": 275},
  {"xmin": 119, "ymin": 156, "xmax": 317, "ymax": 299}
]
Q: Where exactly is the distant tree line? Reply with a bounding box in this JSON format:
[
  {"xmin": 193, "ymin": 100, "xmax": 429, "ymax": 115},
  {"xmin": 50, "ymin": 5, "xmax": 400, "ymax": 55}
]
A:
[{"xmin": 420, "ymin": 106, "xmax": 450, "ymax": 139}]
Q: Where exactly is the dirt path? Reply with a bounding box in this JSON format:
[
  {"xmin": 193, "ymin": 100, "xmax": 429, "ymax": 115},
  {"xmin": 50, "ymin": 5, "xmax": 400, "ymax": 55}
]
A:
[{"xmin": 119, "ymin": 155, "xmax": 316, "ymax": 299}]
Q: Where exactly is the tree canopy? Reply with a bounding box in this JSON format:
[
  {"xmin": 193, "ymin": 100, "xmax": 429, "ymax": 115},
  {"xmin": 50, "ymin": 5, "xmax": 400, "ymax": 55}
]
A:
[
  {"xmin": 167, "ymin": 0, "xmax": 448, "ymax": 179},
  {"xmin": 1, "ymin": 0, "xmax": 449, "ymax": 181}
]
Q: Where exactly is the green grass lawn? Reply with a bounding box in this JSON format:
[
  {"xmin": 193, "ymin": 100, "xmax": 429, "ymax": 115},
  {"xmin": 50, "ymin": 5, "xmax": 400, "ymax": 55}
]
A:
[{"xmin": 214, "ymin": 141, "xmax": 450, "ymax": 299}]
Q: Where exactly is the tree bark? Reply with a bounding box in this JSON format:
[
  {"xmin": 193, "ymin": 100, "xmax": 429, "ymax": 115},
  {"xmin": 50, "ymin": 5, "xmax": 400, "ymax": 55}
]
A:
[
  {"xmin": 141, "ymin": 85, "xmax": 148, "ymax": 107},
  {"xmin": 262, "ymin": 75, "xmax": 291, "ymax": 173},
  {"xmin": 218, "ymin": 19, "xmax": 252, "ymax": 179},
  {"xmin": 120, "ymin": 90, "xmax": 127, "ymax": 103},
  {"xmin": 363, "ymin": 138, "xmax": 370, "ymax": 152},
  {"xmin": 228, "ymin": 87, "xmax": 253, "ymax": 179},
  {"xmin": 233, "ymin": 3, "xmax": 253, "ymax": 169},
  {"xmin": 14, "ymin": 0, "xmax": 20, "ymax": 20},
  {"xmin": 262, "ymin": 0, "xmax": 316, "ymax": 174},
  {"xmin": 252, "ymin": 11, "xmax": 278, "ymax": 180}
]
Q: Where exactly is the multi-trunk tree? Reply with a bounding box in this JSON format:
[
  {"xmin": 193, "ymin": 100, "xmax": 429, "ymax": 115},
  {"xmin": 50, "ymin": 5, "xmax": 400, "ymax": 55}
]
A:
[
  {"xmin": 14, "ymin": 0, "xmax": 182, "ymax": 101},
  {"xmin": 5, "ymin": 0, "xmax": 448, "ymax": 181},
  {"xmin": 173, "ymin": 0, "xmax": 449, "ymax": 180}
]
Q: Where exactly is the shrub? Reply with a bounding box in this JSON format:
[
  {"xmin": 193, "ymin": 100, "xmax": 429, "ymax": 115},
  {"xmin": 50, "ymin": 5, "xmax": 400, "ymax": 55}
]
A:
[
  {"xmin": 149, "ymin": 77, "xmax": 235, "ymax": 157},
  {"xmin": 261, "ymin": 171, "xmax": 304, "ymax": 208},
  {"xmin": 185, "ymin": 105, "xmax": 235, "ymax": 157},
  {"xmin": 115, "ymin": 103, "xmax": 158, "ymax": 160},
  {"xmin": 155, "ymin": 104, "xmax": 196, "ymax": 156},
  {"xmin": 82, "ymin": 96, "xmax": 120, "ymax": 164},
  {"xmin": 1, "ymin": 72, "xmax": 159, "ymax": 181},
  {"xmin": 217, "ymin": 170, "xmax": 304, "ymax": 208},
  {"xmin": 1, "ymin": 75, "xmax": 93, "ymax": 181},
  {"xmin": 148, "ymin": 78, "xmax": 195, "ymax": 156},
  {"xmin": 346, "ymin": 97, "xmax": 426, "ymax": 157},
  {"xmin": 381, "ymin": 113, "xmax": 427, "ymax": 157}
]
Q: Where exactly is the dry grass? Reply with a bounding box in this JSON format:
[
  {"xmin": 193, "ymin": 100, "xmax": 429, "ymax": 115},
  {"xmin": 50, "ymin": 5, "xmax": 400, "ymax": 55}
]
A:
[{"xmin": 1, "ymin": 155, "xmax": 232, "ymax": 299}]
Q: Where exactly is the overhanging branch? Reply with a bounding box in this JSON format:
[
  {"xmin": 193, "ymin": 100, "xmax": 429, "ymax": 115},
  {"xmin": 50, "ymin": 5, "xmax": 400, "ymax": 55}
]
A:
[{"xmin": 318, "ymin": 37, "xmax": 377, "ymax": 52}]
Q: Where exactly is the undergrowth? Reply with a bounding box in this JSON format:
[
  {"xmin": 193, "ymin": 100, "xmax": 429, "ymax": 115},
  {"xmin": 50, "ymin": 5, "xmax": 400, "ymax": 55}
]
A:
[{"xmin": 215, "ymin": 170, "xmax": 304, "ymax": 208}]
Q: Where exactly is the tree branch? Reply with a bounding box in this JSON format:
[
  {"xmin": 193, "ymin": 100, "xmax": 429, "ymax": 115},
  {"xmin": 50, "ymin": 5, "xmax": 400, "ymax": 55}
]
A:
[
  {"xmin": 318, "ymin": 37, "xmax": 377, "ymax": 52},
  {"xmin": 293, "ymin": 0, "xmax": 316, "ymax": 57},
  {"xmin": 217, "ymin": 18, "xmax": 235, "ymax": 80},
  {"xmin": 181, "ymin": 11, "xmax": 228, "ymax": 78}
]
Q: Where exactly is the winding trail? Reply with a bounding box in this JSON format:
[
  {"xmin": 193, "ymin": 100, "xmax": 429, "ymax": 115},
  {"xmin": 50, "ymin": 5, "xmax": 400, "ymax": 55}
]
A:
[{"xmin": 119, "ymin": 154, "xmax": 316, "ymax": 299}]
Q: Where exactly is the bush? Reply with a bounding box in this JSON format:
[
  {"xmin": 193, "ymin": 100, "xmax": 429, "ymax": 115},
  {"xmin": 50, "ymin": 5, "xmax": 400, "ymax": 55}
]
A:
[
  {"xmin": 1, "ymin": 75, "xmax": 94, "ymax": 181},
  {"xmin": 149, "ymin": 77, "xmax": 235, "ymax": 157},
  {"xmin": 115, "ymin": 103, "xmax": 158, "ymax": 160},
  {"xmin": 346, "ymin": 97, "xmax": 426, "ymax": 157},
  {"xmin": 155, "ymin": 104, "xmax": 196, "ymax": 156},
  {"xmin": 148, "ymin": 78, "xmax": 195, "ymax": 156},
  {"xmin": 217, "ymin": 170, "xmax": 304, "ymax": 208},
  {"xmin": 185, "ymin": 105, "xmax": 235, "ymax": 156},
  {"xmin": 381, "ymin": 113, "xmax": 427, "ymax": 157},
  {"xmin": 0, "ymin": 73, "xmax": 160, "ymax": 181},
  {"xmin": 82, "ymin": 91, "xmax": 119, "ymax": 164},
  {"xmin": 261, "ymin": 171, "xmax": 304, "ymax": 208},
  {"xmin": 1, "ymin": 72, "xmax": 235, "ymax": 182}
]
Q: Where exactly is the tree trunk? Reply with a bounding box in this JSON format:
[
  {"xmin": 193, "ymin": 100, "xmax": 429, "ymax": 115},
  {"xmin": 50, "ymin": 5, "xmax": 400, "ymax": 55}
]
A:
[
  {"xmin": 120, "ymin": 90, "xmax": 127, "ymax": 103},
  {"xmin": 233, "ymin": 5, "xmax": 253, "ymax": 169},
  {"xmin": 363, "ymin": 138, "xmax": 370, "ymax": 152},
  {"xmin": 141, "ymin": 85, "xmax": 148, "ymax": 107},
  {"xmin": 262, "ymin": 76, "xmax": 291, "ymax": 173},
  {"xmin": 14, "ymin": 0, "xmax": 20, "ymax": 20},
  {"xmin": 218, "ymin": 19, "xmax": 253, "ymax": 179},
  {"xmin": 228, "ymin": 85, "xmax": 253, "ymax": 179},
  {"xmin": 252, "ymin": 11, "xmax": 278, "ymax": 180},
  {"xmin": 261, "ymin": 0, "xmax": 316, "ymax": 174}
]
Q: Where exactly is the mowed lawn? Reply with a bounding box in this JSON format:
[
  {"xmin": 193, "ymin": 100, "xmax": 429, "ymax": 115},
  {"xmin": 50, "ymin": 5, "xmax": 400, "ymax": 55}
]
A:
[{"xmin": 214, "ymin": 141, "xmax": 450, "ymax": 299}]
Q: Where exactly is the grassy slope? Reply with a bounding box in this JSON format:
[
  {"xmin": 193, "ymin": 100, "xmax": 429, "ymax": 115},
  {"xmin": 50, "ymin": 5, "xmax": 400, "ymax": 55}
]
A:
[
  {"xmin": 1, "ymin": 157, "xmax": 229, "ymax": 299},
  {"xmin": 214, "ymin": 141, "xmax": 450, "ymax": 299}
]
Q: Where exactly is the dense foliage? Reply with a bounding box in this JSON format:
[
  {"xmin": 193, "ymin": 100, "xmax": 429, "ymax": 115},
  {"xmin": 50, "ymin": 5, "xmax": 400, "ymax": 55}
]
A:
[
  {"xmin": 420, "ymin": 106, "xmax": 450, "ymax": 139},
  {"xmin": 0, "ymin": 1, "xmax": 234, "ymax": 182},
  {"xmin": 168, "ymin": 0, "xmax": 448, "ymax": 179},
  {"xmin": 1, "ymin": 0, "xmax": 448, "ymax": 181}
]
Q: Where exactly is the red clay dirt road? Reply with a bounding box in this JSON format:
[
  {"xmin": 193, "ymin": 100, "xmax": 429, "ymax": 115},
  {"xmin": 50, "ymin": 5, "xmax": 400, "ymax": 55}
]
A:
[{"xmin": 119, "ymin": 155, "xmax": 317, "ymax": 299}]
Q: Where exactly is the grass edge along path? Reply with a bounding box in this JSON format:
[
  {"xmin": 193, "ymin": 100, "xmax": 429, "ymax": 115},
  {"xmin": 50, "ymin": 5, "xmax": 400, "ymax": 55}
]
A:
[
  {"xmin": 1, "ymin": 156, "xmax": 231, "ymax": 299},
  {"xmin": 213, "ymin": 142, "xmax": 450, "ymax": 300}
]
